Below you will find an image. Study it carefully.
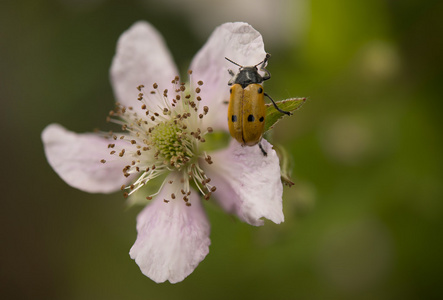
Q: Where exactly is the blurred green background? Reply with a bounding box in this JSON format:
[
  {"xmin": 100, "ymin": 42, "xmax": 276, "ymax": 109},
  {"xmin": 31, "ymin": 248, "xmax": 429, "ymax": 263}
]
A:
[{"xmin": 1, "ymin": 0, "xmax": 442, "ymax": 299}]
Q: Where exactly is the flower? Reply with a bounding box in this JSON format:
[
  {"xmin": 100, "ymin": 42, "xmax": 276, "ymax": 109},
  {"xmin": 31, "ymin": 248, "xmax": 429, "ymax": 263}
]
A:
[{"xmin": 42, "ymin": 21, "xmax": 284, "ymax": 283}]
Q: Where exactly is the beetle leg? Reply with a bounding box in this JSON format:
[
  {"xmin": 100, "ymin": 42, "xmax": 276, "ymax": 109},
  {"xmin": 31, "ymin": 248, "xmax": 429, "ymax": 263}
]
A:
[
  {"xmin": 260, "ymin": 53, "xmax": 271, "ymax": 81},
  {"xmin": 258, "ymin": 142, "xmax": 268, "ymax": 156},
  {"xmin": 265, "ymin": 93, "xmax": 292, "ymax": 116},
  {"xmin": 227, "ymin": 69, "xmax": 235, "ymax": 85}
]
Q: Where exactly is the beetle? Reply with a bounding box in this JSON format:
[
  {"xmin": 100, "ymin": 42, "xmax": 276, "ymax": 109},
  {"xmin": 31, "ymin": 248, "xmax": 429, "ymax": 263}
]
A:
[{"xmin": 225, "ymin": 53, "xmax": 291, "ymax": 156}]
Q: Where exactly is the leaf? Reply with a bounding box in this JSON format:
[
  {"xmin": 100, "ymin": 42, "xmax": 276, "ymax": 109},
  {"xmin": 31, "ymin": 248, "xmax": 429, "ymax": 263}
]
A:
[{"xmin": 264, "ymin": 97, "xmax": 306, "ymax": 132}]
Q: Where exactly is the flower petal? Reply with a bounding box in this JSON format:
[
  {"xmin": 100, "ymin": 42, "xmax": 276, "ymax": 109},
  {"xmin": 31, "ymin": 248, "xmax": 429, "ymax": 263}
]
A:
[
  {"xmin": 206, "ymin": 139, "xmax": 284, "ymax": 226},
  {"xmin": 42, "ymin": 124, "xmax": 132, "ymax": 193},
  {"xmin": 130, "ymin": 174, "xmax": 210, "ymax": 283},
  {"xmin": 110, "ymin": 21, "xmax": 178, "ymax": 114},
  {"xmin": 190, "ymin": 22, "xmax": 267, "ymax": 130}
]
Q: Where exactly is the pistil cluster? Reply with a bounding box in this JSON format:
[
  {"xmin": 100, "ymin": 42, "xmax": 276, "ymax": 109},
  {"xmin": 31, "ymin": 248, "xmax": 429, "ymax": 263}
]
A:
[{"xmin": 100, "ymin": 74, "xmax": 216, "ymax": 206}]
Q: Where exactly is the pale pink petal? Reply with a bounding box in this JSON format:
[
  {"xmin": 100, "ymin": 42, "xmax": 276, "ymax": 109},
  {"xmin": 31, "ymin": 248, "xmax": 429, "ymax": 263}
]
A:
[
  {"xmin": 190, "ymin": 22, "xmax": 267, "ymax": 130},
  {"xmin": 42, "ymin": 124, "xmax": 132, "ymax": 193},
  {"xmin": 110, "ymin": 21, "xmax": 178, "ymax": 115},
  {"xmin": 130, "ymin": 175, "xmax": 210, "ymax": 283},
  {"xmin": 205, "ymin": 139, "xmax": 284, "ymax": 226}
]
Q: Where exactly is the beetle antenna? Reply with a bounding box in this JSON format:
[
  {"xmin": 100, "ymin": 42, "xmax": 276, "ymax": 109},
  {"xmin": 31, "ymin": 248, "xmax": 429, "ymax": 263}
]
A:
[
  {"xmin": 255, "ymin": 53, "xmax": 271, "ymax": 67},
  {"xmin": 254, "ymin": 59, "xmax": 266, "ymax": 67},
  {"xmin": 225, "ymin": 57, "xmax": 243, "ymax": 68}
]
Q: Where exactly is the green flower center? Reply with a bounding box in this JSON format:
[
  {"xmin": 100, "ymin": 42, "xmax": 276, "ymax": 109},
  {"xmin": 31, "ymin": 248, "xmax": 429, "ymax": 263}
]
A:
[{"xmin": 150, "ymin": 120, "xmax": 193, "ymax": 168}]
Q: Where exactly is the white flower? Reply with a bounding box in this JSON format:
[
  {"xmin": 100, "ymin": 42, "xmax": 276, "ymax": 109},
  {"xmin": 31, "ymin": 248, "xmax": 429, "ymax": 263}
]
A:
[{"xmin": 42, "ymin": 21, "xmax": 284, "ymax": 283}]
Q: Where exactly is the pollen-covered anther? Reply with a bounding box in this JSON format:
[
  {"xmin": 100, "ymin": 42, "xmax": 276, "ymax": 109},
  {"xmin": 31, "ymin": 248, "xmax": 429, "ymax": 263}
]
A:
[
  {"xmin": 153, "ymin": 83, "xmax": 158, "ymax": 89},
  {"xmin": 205, "ymin": 155, "xmax": 213, "ymax": 164},
  {"xmin": 119, "ymin": 149, "xmax": 125, "ymax": 157},
  {"xmin": 146, "ymin": 196, "xmax": 152, "ymax": 200},
  {"xmin": 137, "ymin": 84, "xmax": 144, "ymax": 91},
  {"xmin": 100, "ymin": 159, "xmax": 106, "ymax": 163},
  {"xmin": 195, "ymin": 87, "xmax": 201, "ymax": 93}
]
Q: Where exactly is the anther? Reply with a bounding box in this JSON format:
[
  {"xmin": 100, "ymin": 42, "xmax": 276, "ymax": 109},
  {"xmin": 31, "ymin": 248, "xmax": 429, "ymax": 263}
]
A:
[
  {"xmin": 137, "ymin": 85, "xmax": 144, "ymax": 91},
  {"xmin": 198, "ymin": 80, "xmax": 203, "ymax": 86},
  {"xmin": 123, "ymin": 192, "xmax": 129, "ymax": 198},
  {"xmin": 121, "ymin": 185, "xmax": 125, "ymax": 190},
  {"xmin": 146, "ymin": 196, "xmax": 152, "ymax": 200},
  {"xmin": 195, "ymin": 87, "xmax": 201, "ymax": 93},
  {"xmin": 100, "ymin": 159, "xmax": 106, "ymax": 163},
  {"xmin": 164, "ymin": 199, "xmax": 170, "ymax": 203},
  {"xmin": 153, "ymin": 83, "xmax": 158, "ymax": 89},
  {"xmin": 119, "ymin": 149, "xmax": 125, "ymax": 157}
]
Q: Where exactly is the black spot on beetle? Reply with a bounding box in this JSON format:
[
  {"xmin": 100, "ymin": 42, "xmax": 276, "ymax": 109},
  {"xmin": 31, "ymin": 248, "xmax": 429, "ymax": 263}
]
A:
[
  {"xmin": 259, "ymin": 116, "xmax": 264, "ymax": 122},
  {"xmin": 231, "ymin": 115, "xmax": 237, "ymax": 122},
  {"xmin": 257, "ymin": 87, "xmax": 263, "ymax": 93},
  {"xmin": 230, "ymin": 88, "xmax": 232, "ymax": 94},
  {"xmin": 248, "ymin": 114, "xmax": 255, "ymax": 122}
]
